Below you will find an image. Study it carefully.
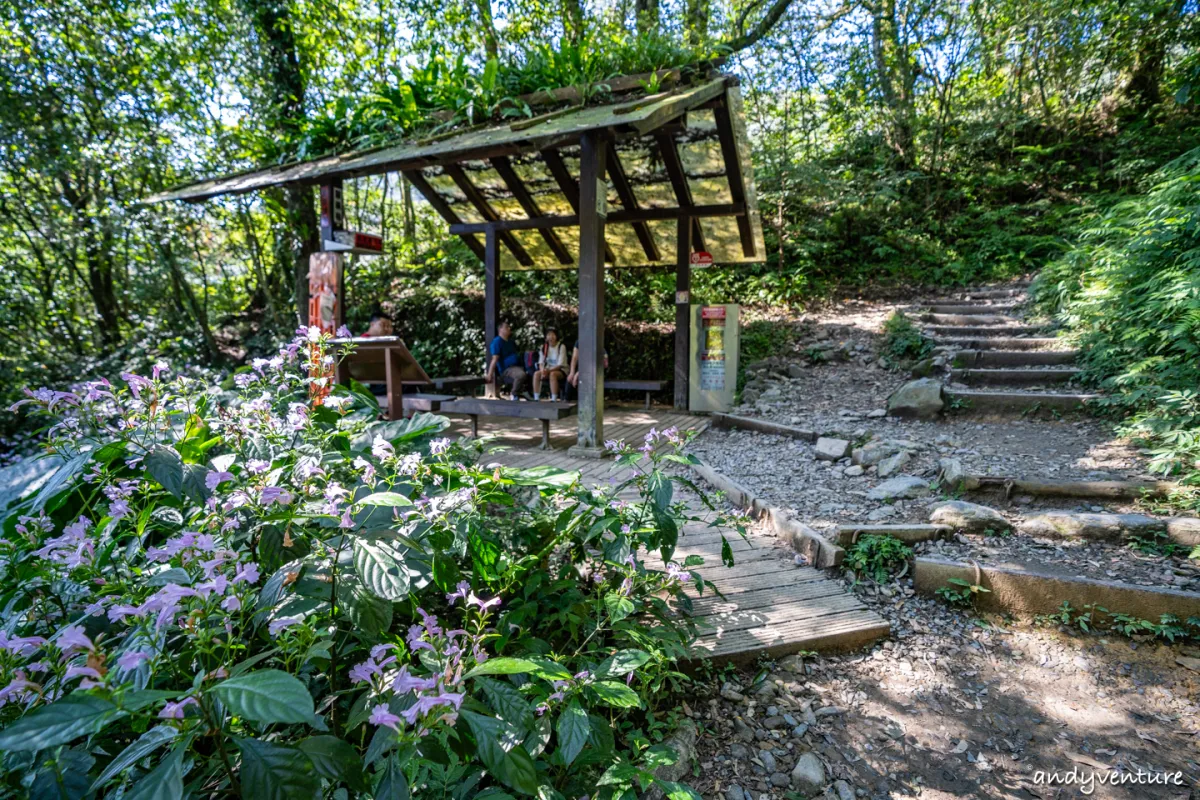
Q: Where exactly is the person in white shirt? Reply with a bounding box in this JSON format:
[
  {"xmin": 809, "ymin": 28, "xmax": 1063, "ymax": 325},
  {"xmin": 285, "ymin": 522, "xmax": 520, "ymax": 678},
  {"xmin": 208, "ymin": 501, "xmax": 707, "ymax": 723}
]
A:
[{"xmin": 533, "ymin": 327, "xmax": 568, "ymax": 401}]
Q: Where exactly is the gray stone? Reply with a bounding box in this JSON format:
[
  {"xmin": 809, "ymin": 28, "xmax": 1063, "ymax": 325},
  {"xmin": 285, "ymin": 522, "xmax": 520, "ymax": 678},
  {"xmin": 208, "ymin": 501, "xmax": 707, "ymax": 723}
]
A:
[
  {"xmin": 643, "ymin": 720, "xmax": 697, "ymax": 797},
  {"xmin": 725, "ymin": 785, "xmax": 747, "ymax": 800},
  {"xmin": 763, "ymin": 716, "xmax": 788, "ymax": 730},
  {"xmin": 770, "ymin": 772, "xmax": 791, "ymax": 788},
  {"xmin": 867, "ymin": 476, "xmax": 930, "ymax": 501},
  {"xmin": 937, "ymin": 457, "xmax": 966, "ymax": 488},
  {"xmin": 814, "ymin": 705, "xmax": 844, "ymax": 717},
  {"xmin": 791, "ymin": 723, "xmax": 809, "ymax": 738},
  {"xmin": 886, "ymin": 378, "xmax": 944, "ymax": 419},
  {"xmin": 930, "ymin": 501, "xmax": 1011, "ymax": 533},
  {"xmin": 1018, "ymin": 512, "xmax": 1166, "ymax": 542},
  {"xmin": 844, "ymin": 464, "xmax": 865, "ymax": 477},
  {"xmin": 790, "ymin": 752, "xmax": 826, "ymax": 793},
  {"xmin": 876, "ymin": 450, "xmax": 911, "ymax": 478},
  {"xmin": 815, "ymin": 437, "xmax": 851, "ymax": 461},
  {"xmin": 867, "ymin": 408, "xmax": 887, "ymax": 418},
  {"xmin": 833, "ymin": 780, "xmax": 855, "ymax": 800},
  {"xmin": 1166, "ymin": 518, "xmax": 1200, "ymax": 547},
  {"xmin": 778, "ymin": 654, "xmax": 806, "ymax": 673},
  {"xmin": 758, "ymin": 751, "xmax": 777, "ymax": 773}
]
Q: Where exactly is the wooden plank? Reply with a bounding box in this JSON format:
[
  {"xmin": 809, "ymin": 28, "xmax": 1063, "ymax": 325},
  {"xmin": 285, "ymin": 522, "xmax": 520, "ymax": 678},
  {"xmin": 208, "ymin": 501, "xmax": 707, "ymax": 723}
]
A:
[
  {"xmin": 444, "ymin": 165, "xmax": 533, "ymax": 266},
  {"xmin": 491, "ymin": 156, "xmax": 574, "ymax": 265},
  {"xmin": 485, "ymin": 226, "xmax": 500, "ymax": 343},
  {"xmin": 675, "ymin": 214, "xmax": 691, "ymax": 410},
  {"xmin": 655, "ymin": 134, "xmax": 706, "ymax": 252},
  {"xmin": 442, "ymin": 398, "xmax": 577, "ymax": 420},
  {"xmin": 606, "ymin": 380, "xmax": 669, "ymax": 391},
  {"xmin": 447, "ymin": 203, "xmax": 746, "ymax": 234},
  {"xmin": 688, "ymin": 581, "xmax": 850, "ymax": 615},
  {"xmin": 696, "ymin": 611, "xmax": 890, "ymax": 658},
  {"xmin": 540, "ymin": 147, "xmax": 617, "ymax": 264},
  {"xmin": 605, "ymin": 141, "xmax": 660, "ymax": 262},
  {"xmin": 403, "ymin": 170, "xmax": 486, "ymax": 260},
  {"xmin": 711, "ymin": 100, "xmax": 756, "ymax": 258}
]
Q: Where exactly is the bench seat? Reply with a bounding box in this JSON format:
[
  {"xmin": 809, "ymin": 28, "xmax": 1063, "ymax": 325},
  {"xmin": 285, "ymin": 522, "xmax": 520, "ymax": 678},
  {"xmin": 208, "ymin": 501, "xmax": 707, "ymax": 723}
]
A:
[
  {"xmin": 440, "ymin": 398, "xmax": 577, "ymax": 449},
  {"xmin": 401, "ymin": 393, "xmax": 457, "ymax": 413},
  {"xmin": 604, "ymin": 379, "xmax": 670, "ymax": 409}
]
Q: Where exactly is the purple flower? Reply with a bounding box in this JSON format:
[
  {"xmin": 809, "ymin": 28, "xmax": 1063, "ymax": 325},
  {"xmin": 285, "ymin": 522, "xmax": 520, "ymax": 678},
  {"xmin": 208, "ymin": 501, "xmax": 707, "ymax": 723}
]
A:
[
  {"xmin": 446, "ymin": 580, "xmax": 471, "ymax": 605},
  {"xmin": 392, "ymin": 666, "xmax": 439, "ymax": 695},
  {"xmin": 205, "ymin": 471, "xmax": 234, "ymax": 491},
  {"xmin": 221, "ymin": 595, "xmax": 242, "ymax": 612},
  {"xmin": 64, "ymin": 665, "xmax": 103, "ymax": 683},
  {"xmin": 259, "ymin": 486, "xmax": 293, "ymax": 507},
  {"xmin": 369, "ymin": 704, "xmax": 403, "ymax": 731},
  {"xmin": 55, "ymin": 625, "xmax": 94, "ymax": 656},
  {"xmin": 336, "ymin": 325, "xmax": 352, "ymax": 338},
  {"xmin": 466, "ymin": 592, "xmax": 501, "ymax": 612},
  {"xmin": 234, "ymin": 562, "xmax": 260, "ymax": 584},
  {"xmin": 339, "ymin": 507, "xmax": 354, "ymax": 529},
  {"xmin": 120, "ymin": 372, "xmax": 153, "ymax": 399},
  {"xmin": 158, "ymin": 697, "xmax": 198, "ymax": 719},
  {"xmin": 108, "ymin": 498, "xmax": 131, "ymax": 522},
  {"xmin": 429, "ymin": 438, "xmax": 451, "ymax": 456},
  {"xmin": 371, "ymin": 436, "xmax": 395, "ymax": 460},
  {"xmin": 247, "ymin": 459, "xmax": 270, "ymax": 475},
  {"xmin": 268, "ymin": 617, "xmax": 302, "ymax": 637},
  {"xmin": 117, "ymin": 650, "xmax": 153, "ymax": 671},
  {"xmin": 349, "ymin": 660, "xmax": 380, "ymax": 685}
]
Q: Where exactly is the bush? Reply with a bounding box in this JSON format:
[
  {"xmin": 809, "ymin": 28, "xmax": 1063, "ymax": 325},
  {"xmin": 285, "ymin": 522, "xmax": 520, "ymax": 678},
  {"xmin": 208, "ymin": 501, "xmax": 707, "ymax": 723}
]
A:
[
  {"xmin": 880, "ymin": 312, "xmax": 933, "ymax": 364},
  {"xmin": 0, "ymin": 329, "xmax": 745, "ymax": 798},
  {"xmin": 844, "ymin": 534, "xmax": 912, "ymax": 583},
  {"xmin": 1032, "ymin": 147, "xmax": 1200, "ymax": 491}
]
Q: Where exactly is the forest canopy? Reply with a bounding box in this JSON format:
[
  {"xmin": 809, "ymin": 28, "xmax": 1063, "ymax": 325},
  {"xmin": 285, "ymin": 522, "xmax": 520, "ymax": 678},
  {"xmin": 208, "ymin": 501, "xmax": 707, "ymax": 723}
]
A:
[{"xmin": 0, "ymin": 0, "xmax": 1197, "ymax": 431}]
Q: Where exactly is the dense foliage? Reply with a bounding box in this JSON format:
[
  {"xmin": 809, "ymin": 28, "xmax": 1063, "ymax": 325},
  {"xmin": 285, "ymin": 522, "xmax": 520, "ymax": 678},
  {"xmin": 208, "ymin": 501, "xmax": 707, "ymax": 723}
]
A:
[
  {"xmin": 0, "ymin": 330, "xmax": 745, "ymax": 797},
  {"xmin": 1032, "ymin": 147, "xmax": 1200, "ymax": 494}
]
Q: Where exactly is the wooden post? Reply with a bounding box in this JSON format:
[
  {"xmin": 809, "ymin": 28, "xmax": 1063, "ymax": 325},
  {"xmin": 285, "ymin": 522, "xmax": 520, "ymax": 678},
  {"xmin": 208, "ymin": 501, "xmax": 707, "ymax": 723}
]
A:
[
  {"xmin": 571, "ymin": 130, "xmax": 608, "ymax": 457},
  {"xmin": 484, "ymin": 224, "xmax": 500, "ymax": 342},
  {"xmin": 675, "ymin": 215, "xmax": 692, "ymax": 410}
]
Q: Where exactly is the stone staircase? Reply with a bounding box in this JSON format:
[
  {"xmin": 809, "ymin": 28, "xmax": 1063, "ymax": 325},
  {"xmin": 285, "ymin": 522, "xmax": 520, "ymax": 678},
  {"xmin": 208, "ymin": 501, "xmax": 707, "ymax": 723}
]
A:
[{"xmin": 911, "ymin": 281, "xmax": 1100, "ymax": 414}]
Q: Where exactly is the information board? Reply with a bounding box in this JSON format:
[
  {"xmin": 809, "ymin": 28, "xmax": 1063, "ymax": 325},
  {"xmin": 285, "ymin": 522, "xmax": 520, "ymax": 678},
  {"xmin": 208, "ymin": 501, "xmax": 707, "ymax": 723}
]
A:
[{"xmin": 688, "ymin": 304, "xmax": 739, "ymax": 412}]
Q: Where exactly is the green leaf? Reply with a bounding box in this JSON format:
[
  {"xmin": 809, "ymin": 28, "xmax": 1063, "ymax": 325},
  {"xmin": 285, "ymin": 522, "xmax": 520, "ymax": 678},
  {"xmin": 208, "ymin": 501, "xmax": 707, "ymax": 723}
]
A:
[
  {"xmin": 465, "ymin": 657, "xmax": 539, "ymax": 678},
  {"xmin": 353, "ymin": 538, "xmax": 411, "ymax": 600},
  {"xmin": 655, "ymin": 781, "xmax": 703, "ymax": 800},
  {"xmin": 124, "ymin": 745, "xmax": 185, "ymax": 800},
  {"xmin": 588, "ymin": 681, "xmax": 642, "ymax": 709},
  {"xmin": 181, "ymin": 462, "xmax": 210, "ymax": 504},
  {"xmin": 720, "ymin": 536, "xmax": 735, "ymax": 567},
  {"xmin": 236, "ymin": 737, "xmax": 321, "ymax": 800},
  {"xmin": 504, "ymin": 466, "xmax": 580, "ymax": 488},
  {"xmin": 30, "ymin": 450, "xmax": 90, "ymax": 512},
  {"xmin": 359, "ymin": 491, "xmax": 413, "ymax": 508},
  {"xmin": 144, "ymin": 445, "xmax": 184, "ymax": 499},
  {"xmin": 374, "ymin": 754, "xmax": 411, "ymax": 799},
  {"xmin": 594, "ymin": 649, "xmax": 650, "ymax": 679},
  {"xmin": 0, "ymin": 693, "xmax": 126, "ymax": 751},
  {"xmin": 351, "ymin": 413, "xmax": 449, "ymax": 451},
  {"xmin": 527, "ymin": 658, "xmax": 572, "ymax": 681},
  {"xmin": 603, "ymin": 592, "xmax": 635, "ymax": 622},
  {"xmin": 477, "ymin": 677, "xmax": 534, "ymax": 733},
  {"xmin": 647, "ymin": 471, "xmax": 673, "ymax": 511},
  {"xmin": 29, "ymin": 749, "xmax": 94, "ymax": 800},
  {"xmin": 461, "ymin": 710, "xmax": 538, "ymax": 796},
  {"xmin": 555, "ymin": 700, "xmax": 589, "ymax": 766},
  {"xmin": 210, "ymin": 670, "xmax": 315, "ymax": 725},
  {"xmin": 89, "ymin": 726, "xmax": 178, "ymax": 792},
  {"xmin": 298, "ymin": 735, "xmax": 368, "ymax": 793},
  {"xmin": 337, "ymin": 580, "xmax": 393, "ymax": 637}
]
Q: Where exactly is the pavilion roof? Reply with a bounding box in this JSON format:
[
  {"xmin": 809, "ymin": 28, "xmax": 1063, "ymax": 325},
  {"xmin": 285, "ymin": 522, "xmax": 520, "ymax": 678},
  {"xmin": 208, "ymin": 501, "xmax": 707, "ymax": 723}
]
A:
[{"xmin": 146, "ymin": 73, "xmax": 765, "ymax": 271}]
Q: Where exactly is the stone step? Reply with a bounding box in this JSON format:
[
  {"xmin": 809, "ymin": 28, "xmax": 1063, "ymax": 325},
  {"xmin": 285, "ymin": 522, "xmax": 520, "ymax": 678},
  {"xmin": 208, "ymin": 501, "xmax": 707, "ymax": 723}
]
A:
[
  {"xmin": 926, "ymin": 286, "xmax": 1028, "ymax": 303},
  {"xmin": 960, "ymin": 474, "xmax": 1178, "ymax": 500},
  {"xmin": 953, "ymin": 349, "xmax": 1078, "ymax": 367},
  {"xmin": 935, "ymin": 337, "xmax": 1060, "ymax": 350},
  {"xmin": 926, "ymin": 324, "xmax": 1046, "ymax": 337},
  {"xmin": 950, "ymin": 367, "xmax": 1081, "ymax": 386},
  {"xmin": 833, "ymin": 524, "xmax": 951, "ymax": 546},
  {"xmin": 922, "ymin": 312, "xmax": 1019, "ymax": 325},
  {"xmin": 944, "ymin": 388, "xmax": 1101, "ymax": 413},
  {"xmin": 925, "ymin": 303, "xmax": 1021, "ymax": 315}
]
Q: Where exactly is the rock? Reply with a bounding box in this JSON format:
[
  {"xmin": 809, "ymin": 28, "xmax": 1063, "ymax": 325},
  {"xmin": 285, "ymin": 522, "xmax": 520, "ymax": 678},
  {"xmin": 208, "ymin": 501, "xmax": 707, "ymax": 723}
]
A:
[
  {"xmin": 937, "ymin": 457, "xmax": 966, "ymax": 489},
  {"xmin": 815, "ymin": 437, "xmax": 851, "ymax": 461},
  {"xmin": 1018, "ymin": 512, "xmax": 1166, "ymax": 542},
  {"xmin": 770, "ymin": 772, "xmax": 791, "ymax": 788},
  {"xmin": 1166, "ymin": 518, "xmax": 1200, "ymax": 547},
  {"xmin": 791, "ymin": 724, "xmax": 809, "ymax": 738},
  {"xmin": 790, "ymin": 752, "xmax": 826, "ymax": 794},
  {"xmin": 642, "ymin": 720, "xmax": 697, "ymax": 799},
  {"xmin": 851, "ymin": 439, "xmax": 919, "ymax": 467},
  {"xmin": 725, "ymin": 785, "xmax": 747, "ymax": 800},
  {"xmin": 758, "ymin": 751, "xmax": 777, "ymax": 773},
  {"xmin": 814, "ymin": 706, "xmax": 844, "ymax": 717},
  {"xmin": 930, "ymin": 501, "xmax": 1011, "ymax": 533},
  {"xmin": 867, "ymin": 408, "xmax": 887, "ymax": 418},
  {"xmin": 787, "ymin": 363, "xmax": 806, "ymax": 379},
  {"xmin": 910, "ymin": 358, "xmax": 937, "ymax": 378},
  {"xmin": 1176, "ymin": 656, "xmax": 1200, "ymax": 672},
  {"xmin": 886, "ymin": 378, "xmax": 944, "ymax": 419},
  {"xmin": 868, "ymin": 476, "xmax": 930, "ymax": 501},
  {"xmin": 833, "ymin": 780, "xmax": 855, "ymax": 800},
  {"xmin": 779, "ymin": 654, "xmax": 807, "ymax": 673},
  {"xmin": 876, "ymin": 451, "xmax": 911, "ymax": 478},
  {"xmin": 729, "ymin": 743, "xmax": 751, "ymax": 759},
  {"xmin": 763, "ymin": 716, "xmax": 788, "ymax": 730},
  {"xmin": 844, "ymin": 464, "xmax": 865, "ymax": 477}
]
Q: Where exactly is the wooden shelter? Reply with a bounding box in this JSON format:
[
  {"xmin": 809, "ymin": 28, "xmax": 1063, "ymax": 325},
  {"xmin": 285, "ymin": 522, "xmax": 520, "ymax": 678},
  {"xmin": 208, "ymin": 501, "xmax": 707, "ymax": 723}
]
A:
[{"xmin": 147, "ymin": 68, "xmax": 765, "ymax": 454}]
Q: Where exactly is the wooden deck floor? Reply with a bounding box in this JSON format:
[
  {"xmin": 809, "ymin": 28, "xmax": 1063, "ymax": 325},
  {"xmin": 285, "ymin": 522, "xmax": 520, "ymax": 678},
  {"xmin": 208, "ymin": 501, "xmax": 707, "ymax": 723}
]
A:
[{"xmin": 462, "ymin": 407, "xmax": 889, "ymax": 661}]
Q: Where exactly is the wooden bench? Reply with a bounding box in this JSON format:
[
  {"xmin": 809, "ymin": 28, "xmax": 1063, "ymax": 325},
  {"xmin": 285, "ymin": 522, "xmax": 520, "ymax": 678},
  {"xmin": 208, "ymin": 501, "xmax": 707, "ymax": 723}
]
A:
[
  {"xmin": 604, "ymin": 379, "xmax": 670, "ymax": 410},
  {"xmin": 423, "ymin": 375, "xmax": 486, "ymax": 393},
  {"xmin": 440, "ymin": 398, "xmax": 577, "ymax": 449},
  {"xmin": 401, "ymin": 393, "xmax": 457, "ymax": 414}
]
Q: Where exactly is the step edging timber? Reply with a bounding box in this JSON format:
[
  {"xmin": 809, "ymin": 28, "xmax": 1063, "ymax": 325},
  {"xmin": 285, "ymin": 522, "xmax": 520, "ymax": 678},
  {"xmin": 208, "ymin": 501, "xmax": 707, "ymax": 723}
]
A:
[{"xmin": 710, "ymin": 413, "xmax": 818, "ymax": 442}]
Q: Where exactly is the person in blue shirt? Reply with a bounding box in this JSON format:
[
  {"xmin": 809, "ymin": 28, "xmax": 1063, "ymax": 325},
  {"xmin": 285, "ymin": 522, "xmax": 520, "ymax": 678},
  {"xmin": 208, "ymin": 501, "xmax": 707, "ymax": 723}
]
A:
[{"xmin": 486, "ymin": 320, "xmax": 529, "ymax": 400}]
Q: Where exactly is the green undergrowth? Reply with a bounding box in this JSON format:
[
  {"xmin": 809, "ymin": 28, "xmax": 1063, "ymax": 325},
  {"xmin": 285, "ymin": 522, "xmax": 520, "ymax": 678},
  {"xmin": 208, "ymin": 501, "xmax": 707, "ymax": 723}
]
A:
[
  {"xmin": 1035, "ymin": 602, "xmax": 1200, "ymax": 644},
  {"xmin": 880, "ymin": 312, "xmax": 934, "ymax": 366},
  {"xmin": 844, "ymin": 535, "xmax": 912, "ymax": 584}
]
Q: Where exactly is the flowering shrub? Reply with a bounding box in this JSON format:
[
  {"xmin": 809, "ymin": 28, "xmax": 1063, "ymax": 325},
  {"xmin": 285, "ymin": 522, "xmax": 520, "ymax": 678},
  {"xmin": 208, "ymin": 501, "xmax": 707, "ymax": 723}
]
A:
[{"xmin": 0, "ymin": 328, "xmax": 744, "ymax": 798}]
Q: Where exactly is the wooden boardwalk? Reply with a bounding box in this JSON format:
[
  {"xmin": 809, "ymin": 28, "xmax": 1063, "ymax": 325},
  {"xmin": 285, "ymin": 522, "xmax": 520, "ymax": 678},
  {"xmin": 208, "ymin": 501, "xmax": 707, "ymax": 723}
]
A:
[{"xmin": 453, "ymin": 406, "xmax": 889, "ymax": 661}]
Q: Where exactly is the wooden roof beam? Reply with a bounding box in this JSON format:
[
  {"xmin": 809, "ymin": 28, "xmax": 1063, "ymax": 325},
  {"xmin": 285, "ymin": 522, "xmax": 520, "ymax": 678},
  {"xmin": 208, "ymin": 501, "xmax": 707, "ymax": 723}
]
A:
[
  {"xmin": 540, "ymin": 147, "xmax": 617, "ymax": 265},
  {"xmin": 605, "ymin": 142, "xmax": 660, "ymax": 262},
  {"xmin": 447, "ymin": 202, "xmax": 745, "ymax": 234},
  {"xmin": 712, "ymin": 100, "xmax": 756, "ymax": 258},
  {"xmin": 654, "ymin": 133, "xmax": 707, "ymax": 254},
  {"xmin": 443, "ymin": 164, "xmax": 534, "ymax": 267},
  {"xmin": 402, "ymin": 170, "xmax": 486, "ymax": 261},
  {"xmin": 490, "ymin": 156, "xmax": 574, "ymax": 265}
]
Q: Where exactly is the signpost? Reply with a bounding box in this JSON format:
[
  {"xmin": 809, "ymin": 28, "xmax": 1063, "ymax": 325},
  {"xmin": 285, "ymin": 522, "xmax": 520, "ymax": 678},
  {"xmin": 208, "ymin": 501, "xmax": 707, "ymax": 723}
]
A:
[
  {"xmin": 689, "ymin": 251, "xmax": 713, "ymax": 267},
  {"xmin": 688, "ymin": 303, "xmax": 739, "ymax": 412}
]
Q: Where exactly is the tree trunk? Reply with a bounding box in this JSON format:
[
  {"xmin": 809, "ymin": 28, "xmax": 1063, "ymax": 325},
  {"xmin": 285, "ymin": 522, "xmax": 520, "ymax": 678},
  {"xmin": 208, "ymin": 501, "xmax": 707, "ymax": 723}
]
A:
[
  {"xmin": 635, "ymin": 0, "xmax": 659, "ymax": 34},
  {"xmin": 869, "ymin": 0, "xmax": 918, "ymax": 171},
  {"xmin": 474, "ymin": 0, "xmax": 500, "ymax": 59},
  {"xmin": 561, "ymin": 0, "xmax": 585, "ymax": 43}
]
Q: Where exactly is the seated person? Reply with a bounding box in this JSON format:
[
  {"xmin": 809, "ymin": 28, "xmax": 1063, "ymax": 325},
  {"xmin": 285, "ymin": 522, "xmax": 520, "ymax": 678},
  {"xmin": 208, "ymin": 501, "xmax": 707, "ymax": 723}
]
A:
[
  {"xmin": 533, "ymin": 328, "xmax": 568, "ymax": 401},
  {"xmin": 363, "ymin": 309, "xmax": 393, "ymax": 337},
  {"xmin": 485, "ymin": 320, "xmax": 528, "ymax": 400},
  {"xmin": 566, "ymin": 339, "xmax": 609, "ymax": 390}
]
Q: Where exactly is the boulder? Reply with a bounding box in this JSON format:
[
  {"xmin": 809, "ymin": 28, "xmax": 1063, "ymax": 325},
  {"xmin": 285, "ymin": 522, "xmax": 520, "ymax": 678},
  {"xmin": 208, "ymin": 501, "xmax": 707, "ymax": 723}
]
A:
[
  {"xmin": 642, "ymin": 720, "xmax": 697, "ymax": 799},
  {"xmin": 910, "ymin": 358, "xmax": 937, "ymax": 378},
  {"xmin": 1166, "ymin": 518, "xmax": 1200, "ymax": 547},
  {"xmin": 930, "ymin": 500, "xmax": 1011, "ymax": 533},
  {"xmin": 867, "ymin": 476, "xmax": 930, "ymax": 501},
  {"xmin": 852, "ymin": 439, "xmax": 919, "ymax": 467},
  {"xmin": 937, "ymin": 457, "xmax": 966, "ymax": 489},
  {"xmin": 790, "ymin": 752, "xmax": 826, "ymax": 794},
  {"xmin": 877, "ymin": 451, "xmax": 911, "ymax": 478},
  {"xmin": 887, "ymin": 378, "xmax": 944, "ymax": 419},
  {"xmin": 844, "ymin": 465, "xmax": 865, "ymax": 477},
  {"xmin": 1018, "ymin": 512, "xmax": 1166, "ymax": 543},
  {"xmin": 814, "ymin": 437, "xmax": 851, "ymax": 461}
]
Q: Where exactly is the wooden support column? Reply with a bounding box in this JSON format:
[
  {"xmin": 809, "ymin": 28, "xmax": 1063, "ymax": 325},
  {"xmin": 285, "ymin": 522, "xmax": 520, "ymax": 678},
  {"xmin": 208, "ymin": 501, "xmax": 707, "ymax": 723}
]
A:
[
  {"xmin": 484, "ymin": 224, "xmax": 500, "ymax": 397},
  {"xmin": 675, "ymin": 215, "xmax": 692, "ymax": 410},
  {"xmin": 571, "ymin": 131, "xmax": 608, "ymax": 457}
]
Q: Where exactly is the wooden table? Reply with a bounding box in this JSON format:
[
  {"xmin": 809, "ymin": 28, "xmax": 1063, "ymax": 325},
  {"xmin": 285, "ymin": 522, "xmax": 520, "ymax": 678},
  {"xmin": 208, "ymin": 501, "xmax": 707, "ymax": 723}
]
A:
[
  {"xmin": 401, "ymin": 393, "xmax": 457, "ymax": 414},
  {"xmin": 332, "ymin": 337, "xmax": 431, "ymax": 420},
  {"xmin": 440, "ymin": 398, "xmax": 577, "ymax": 449}
]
